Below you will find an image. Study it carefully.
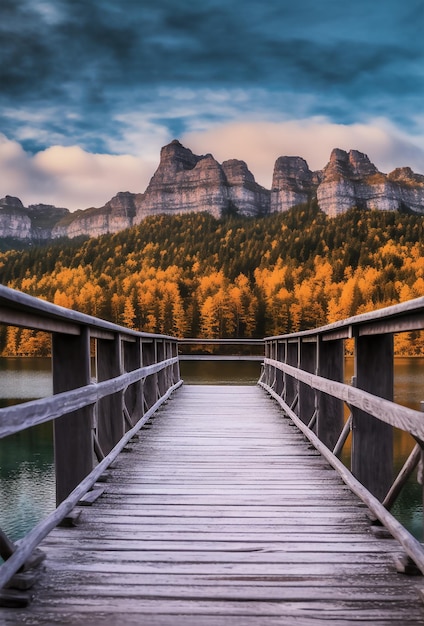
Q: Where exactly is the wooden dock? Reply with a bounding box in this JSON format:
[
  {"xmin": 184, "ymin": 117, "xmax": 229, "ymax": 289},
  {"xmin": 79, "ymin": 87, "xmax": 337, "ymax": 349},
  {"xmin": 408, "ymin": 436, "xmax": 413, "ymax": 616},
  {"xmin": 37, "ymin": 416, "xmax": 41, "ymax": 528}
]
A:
[{"xmin": 3, "ymin": 385, "xmax": 424, "ymax": 625}]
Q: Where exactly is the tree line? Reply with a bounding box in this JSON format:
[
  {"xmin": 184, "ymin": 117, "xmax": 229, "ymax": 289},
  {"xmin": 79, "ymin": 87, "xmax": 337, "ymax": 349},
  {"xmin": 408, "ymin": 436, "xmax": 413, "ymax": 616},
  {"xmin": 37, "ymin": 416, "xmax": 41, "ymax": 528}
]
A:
[{"xmin": 0, "ymin": 202, "xmax": 423, "ymax": 356}]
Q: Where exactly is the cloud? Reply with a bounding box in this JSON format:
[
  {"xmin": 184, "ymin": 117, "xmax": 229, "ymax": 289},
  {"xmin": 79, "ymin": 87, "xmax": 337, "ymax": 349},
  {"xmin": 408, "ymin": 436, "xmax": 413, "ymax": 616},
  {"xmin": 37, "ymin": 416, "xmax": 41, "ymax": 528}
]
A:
[
  {"xmin": 0, "ymin": 135, "xmax": 155, "ymax": 211},
  {"xmin": 182, "ymin": 118, "xmax": 424, "ymax": 188}
]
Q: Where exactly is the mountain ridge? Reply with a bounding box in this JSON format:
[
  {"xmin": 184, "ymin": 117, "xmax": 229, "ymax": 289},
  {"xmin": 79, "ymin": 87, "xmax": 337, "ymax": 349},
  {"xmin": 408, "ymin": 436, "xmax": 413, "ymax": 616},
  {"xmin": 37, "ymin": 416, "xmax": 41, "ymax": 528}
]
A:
[{"xmin": 1, "ymin": 140, "xmax": 423, "ymax": 241}]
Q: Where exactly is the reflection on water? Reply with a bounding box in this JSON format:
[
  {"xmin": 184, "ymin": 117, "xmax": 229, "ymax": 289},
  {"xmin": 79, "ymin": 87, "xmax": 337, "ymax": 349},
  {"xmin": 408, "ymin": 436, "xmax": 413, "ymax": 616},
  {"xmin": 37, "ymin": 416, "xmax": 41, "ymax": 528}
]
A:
[
  {"xmin": 0, "ymin": 358, "xmax": 55, "ymax": 543},
  {"xmin": 0, "ymin": 422, "xmax": 55, "ymax": 542},
  {"xmin": 0, "ymin": 357, "xmax": 423, "ymax": 542},
  {"xmin": 0, "ymin": 357, "xmax": 52, "ymax": 400}
]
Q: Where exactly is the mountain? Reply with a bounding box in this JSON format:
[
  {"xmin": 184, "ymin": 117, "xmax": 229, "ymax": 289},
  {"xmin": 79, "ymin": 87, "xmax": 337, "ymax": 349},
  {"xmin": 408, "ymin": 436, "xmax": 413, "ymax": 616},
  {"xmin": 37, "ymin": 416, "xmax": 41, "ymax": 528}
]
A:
[
  {"xmin": 1, "ymin": 141, "xmax": 423, "ymax": 240},
  {"xmin": 0, "ymin": 196, "xmax": 69, "ymax": 241}
]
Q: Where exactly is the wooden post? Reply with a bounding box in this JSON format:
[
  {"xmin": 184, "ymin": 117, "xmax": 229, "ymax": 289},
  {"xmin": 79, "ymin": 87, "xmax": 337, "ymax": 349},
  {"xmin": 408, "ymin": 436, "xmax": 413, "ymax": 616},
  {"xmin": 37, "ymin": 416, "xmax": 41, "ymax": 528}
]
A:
[
  {"xmin": 298, "ymin": 338, "xmax": 317, "ymax": 426},
  {"xmin": 351, "ymin": 333, "xmax": 394, "ymax": 501},
  {"xmin": 285, "ymin": 339, "xmax": 299, "ymax": 413},
  {"xmin": 123, "ymin": 338, "xmax": 142, "ymax": 428},
  {"xmin": 264, "ymin": 341, "xmax": 271, "ymax": 386},
  {"xmin": 0, "ymin": 529, "xmax": 15, "ymax": 561},
  {"xmin": 96, "ymin": 335, "xmax": 124, "ymax": 455},
  {"xmin": 317, "ymin": 338, "xmax": 345, "ymax": 449},
  {"xmin": 142, "ymin": 339, "xmax": 157, "ymax": 410},
  {"xmin": 157, "ymin": 340, "xmax": 166, "ymax": 396},
  {"xmin": 172, "ymin": 340, "xmax": 180, "ymax": 385},
  {"xmin": 275, "ymin": 341, "xmax": 285, "ymax": 396},
  {"xmin": 52, "ymin": 328, "xmax": 93, "ymax": 506},
  {"xmin": 165, "ymin": 340, "xmax": 173, "ymax": 389}
]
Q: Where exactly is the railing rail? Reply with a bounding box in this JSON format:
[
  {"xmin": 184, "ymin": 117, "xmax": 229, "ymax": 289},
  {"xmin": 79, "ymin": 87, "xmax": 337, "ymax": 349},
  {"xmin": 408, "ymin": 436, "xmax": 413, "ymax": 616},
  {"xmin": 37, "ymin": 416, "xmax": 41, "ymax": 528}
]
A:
[
  {"xmin": 178, "ymin": 337, "xmax": 264, "ymax": 360},
  {"xmin": 259, "ymin": 295, "xmax": 424, "ymax": 573},
  {"xmin": 0, "ymin": 285, "xmax": 182, "ymax": 594}
]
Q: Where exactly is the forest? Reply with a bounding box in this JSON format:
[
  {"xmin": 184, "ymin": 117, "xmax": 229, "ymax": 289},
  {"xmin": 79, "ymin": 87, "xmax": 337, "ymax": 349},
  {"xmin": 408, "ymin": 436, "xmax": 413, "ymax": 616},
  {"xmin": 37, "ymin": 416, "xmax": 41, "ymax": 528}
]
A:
[{"xmin": 0, "ymin": 202, "xmax": 423, "ymax": 356}]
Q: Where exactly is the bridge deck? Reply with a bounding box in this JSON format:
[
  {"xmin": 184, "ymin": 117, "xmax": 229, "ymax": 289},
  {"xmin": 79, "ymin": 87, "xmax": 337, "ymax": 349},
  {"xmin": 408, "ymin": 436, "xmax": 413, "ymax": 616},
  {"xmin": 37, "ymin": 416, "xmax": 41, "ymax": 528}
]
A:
[{"xmin": 3, "ymin": 385, "xmax": 424, "ymax": 625}]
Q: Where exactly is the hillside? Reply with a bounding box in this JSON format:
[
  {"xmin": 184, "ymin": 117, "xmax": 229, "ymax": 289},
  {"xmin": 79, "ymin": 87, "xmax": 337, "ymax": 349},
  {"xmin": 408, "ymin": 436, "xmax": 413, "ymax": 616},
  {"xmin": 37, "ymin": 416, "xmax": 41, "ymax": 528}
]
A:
[{"xmin": 1, "ymin": 204, "xmax": 423, "ymax": 355}]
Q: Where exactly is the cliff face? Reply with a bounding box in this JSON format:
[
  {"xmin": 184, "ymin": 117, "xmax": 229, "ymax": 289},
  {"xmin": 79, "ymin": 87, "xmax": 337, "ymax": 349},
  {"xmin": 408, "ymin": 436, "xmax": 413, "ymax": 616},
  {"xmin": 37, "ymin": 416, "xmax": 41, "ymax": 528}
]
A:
[
  {"xmin": 135, "ymin": 140, "xmax": 269, "ymax": 221},
  {"xmin": 0, "ymin": 196, "xmax": 69, "ymax": 240},
  {"xmin": 0, "ymin": 142, "xmax": 423, "ymax": 241},
  {"xmin": 52, "ymin": 192, "xmax": 142, "ymax": 238},
  {"xmin": 271, "ymin": 148, "xmax": 424, "ymax": 217},
  {"xmin": 316, "ymin": 149, "xmax": 404, "ymax": 217},
  {"xmin": 271, "ymin": 156, "xmax": 318, "ymax": 212}
]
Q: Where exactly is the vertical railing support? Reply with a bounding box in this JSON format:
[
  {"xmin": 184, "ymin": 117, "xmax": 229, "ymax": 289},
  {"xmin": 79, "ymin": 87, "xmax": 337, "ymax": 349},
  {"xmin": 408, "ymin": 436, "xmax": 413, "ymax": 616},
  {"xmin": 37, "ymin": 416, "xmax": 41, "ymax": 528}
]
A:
[
  {"xmin": 286, "ymin": 339, "xmax": 299, "ymax": 412},
  {"xmin": 264, "ymin": 341, "xmax": 272, "ymax": 387},
  {"xmin": 299, "ymin": 338, "xmax": 317, "ymax": 425},
  {"xmin": 52, "ymin": 327, "xmax": 93, "ymax": 506},
  {"xmin": 123, "ymin": 337, "xmax": 143, "ymax": 428},
  {"xmin": 157, "ymin": 340, "xmax": 165, "ymax": 397},
  {"xmin": 97, "ymin": 334, "xmax": 125, "ymax": 455},
  {"xmin": 172, "ymin": 340, "xmax": 180, "ymax": 385},
  {"xmin": 275, "ymin": 341, "xmax": 285, "ymax": 396},
  {"xmin": 317, "ymin": 338, "xmax": 345, "ymax": 450},
  {"xmin": 143, "ymin": 339, "xmax": 157, "ymax": 410},
  {"xmin": 351, "ymin": 333, "xmax": 394, "ymax": 500}
]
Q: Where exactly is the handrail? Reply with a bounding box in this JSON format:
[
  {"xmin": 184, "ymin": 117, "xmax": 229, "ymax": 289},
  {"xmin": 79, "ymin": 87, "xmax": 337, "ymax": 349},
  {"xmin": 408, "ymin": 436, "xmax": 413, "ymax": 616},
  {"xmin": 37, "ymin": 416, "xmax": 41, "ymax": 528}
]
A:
[
  {"xmin": 179, "ymin": 338, "xmax": 264, "ymax": 345},
  {"xmin": 0, "ymin": 284, "xmax": 175, "ymax": 340},
  {"xmin": 260, "ymin": 297, "xmax": 424, "ymax": 573},
  {"xmin": 0, "ymin": 285, "xmax": 182, "ymax": 595},
  {"xmin": 266, "ymin": 295, "xmax": 424, "ymax": 340}
]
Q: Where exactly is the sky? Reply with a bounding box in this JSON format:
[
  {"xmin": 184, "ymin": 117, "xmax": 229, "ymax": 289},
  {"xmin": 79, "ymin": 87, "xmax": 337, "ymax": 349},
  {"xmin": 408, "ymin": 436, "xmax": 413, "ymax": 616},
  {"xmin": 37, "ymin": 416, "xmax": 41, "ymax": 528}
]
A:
[{"xmin": 0, "ymin": 0, "xmax": 423, "ymax": 211}]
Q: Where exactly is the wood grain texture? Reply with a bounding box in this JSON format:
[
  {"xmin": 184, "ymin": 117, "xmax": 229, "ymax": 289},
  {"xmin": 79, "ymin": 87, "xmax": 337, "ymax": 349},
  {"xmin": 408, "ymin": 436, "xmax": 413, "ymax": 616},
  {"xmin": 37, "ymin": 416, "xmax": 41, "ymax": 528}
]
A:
[{"xmin": 2, "ymin": 385, "xmax": 424, "ymax": 625}]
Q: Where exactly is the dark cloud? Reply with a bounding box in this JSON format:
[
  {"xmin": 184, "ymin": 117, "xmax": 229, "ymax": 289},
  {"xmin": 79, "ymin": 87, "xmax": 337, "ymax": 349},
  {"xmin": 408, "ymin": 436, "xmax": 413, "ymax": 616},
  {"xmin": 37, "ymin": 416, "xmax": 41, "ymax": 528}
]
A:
[{"xmin": 0, "ymin": 0, "xmax": 422, "ymax": 154}]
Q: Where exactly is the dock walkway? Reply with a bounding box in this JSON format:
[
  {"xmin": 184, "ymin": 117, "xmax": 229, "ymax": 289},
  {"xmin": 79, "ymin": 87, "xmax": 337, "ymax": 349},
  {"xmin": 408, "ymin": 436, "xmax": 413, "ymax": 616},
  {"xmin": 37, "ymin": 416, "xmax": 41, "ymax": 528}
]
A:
[{"xmin": 3, "ymin": 385, "xmax": 424, "ymax": 625}]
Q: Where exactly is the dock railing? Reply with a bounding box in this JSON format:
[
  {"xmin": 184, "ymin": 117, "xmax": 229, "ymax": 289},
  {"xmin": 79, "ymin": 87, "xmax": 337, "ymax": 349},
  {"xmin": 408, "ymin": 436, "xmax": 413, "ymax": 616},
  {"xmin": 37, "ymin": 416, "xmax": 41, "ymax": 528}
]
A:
[
  {"xmin": 259, "ymin": 296, "xmax": 424, "ymax": 573},
  {"xmin": 0, "ymin": 284, "xmax": 182, "ymax": 592}
]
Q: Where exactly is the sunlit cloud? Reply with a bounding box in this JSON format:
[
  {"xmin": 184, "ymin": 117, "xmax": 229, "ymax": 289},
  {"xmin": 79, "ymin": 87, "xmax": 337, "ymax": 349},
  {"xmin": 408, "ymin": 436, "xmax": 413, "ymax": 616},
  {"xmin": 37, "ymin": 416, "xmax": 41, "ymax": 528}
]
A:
[
  {"xmin": 183, "ymin": 118, "xmax": 424, "ymax": 188},
  {"xmin": 0, "ymin": 135, "xmax": 153, "ymax": 211}
]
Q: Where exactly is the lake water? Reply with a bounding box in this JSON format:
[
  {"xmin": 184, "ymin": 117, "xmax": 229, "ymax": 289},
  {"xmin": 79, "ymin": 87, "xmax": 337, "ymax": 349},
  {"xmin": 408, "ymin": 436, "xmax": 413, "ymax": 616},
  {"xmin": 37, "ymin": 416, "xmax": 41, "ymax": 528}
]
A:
[{"xmin": 0, "ymin": 357, "xmax": 422, "ymax": 543}]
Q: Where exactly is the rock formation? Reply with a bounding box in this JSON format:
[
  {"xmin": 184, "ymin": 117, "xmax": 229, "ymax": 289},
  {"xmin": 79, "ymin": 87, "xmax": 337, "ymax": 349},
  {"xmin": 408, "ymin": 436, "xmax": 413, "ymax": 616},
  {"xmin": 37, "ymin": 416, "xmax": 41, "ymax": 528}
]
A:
[
  {"xmin": 271, "ymin": 148, "xmax": 424, "ymax": 218},
  {"xmin": 271, "ymin": 156, "xmax": 319, "ymax": 212},
  {"xmin": 52, "ymin": 192, "xmax": 142, "ymax": 239},
  {"xmin": 0, "ymin": 196, "xmax": 68, "ymax": 240},
  {"xmin": 316, "ymin": 149, "xmax": 401, "ymax": 217},
  {"xmin": 134, "ymin": 140, "xmax": 270, "ymax": 221},
  {"xmin": 0, "ymin": 142, "xmax": 423, "ymax": 241}
]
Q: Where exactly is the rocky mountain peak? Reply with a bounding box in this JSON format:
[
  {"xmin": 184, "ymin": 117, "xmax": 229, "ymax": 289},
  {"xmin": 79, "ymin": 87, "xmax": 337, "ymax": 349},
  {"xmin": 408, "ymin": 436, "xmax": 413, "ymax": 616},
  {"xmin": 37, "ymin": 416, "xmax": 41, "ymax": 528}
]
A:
[
  {"xmin": 104, "ymin": 191, "xmax": 141, "ymax": 215},
  {"xmin": 388, "ymin": 167, "xmax": 424, "ymax": 187},
  {"xmin": 0, "ymin": 195, "xmax": 24, "ymax": 209},
  {"xmin": 271, "ymin": 156, "xmax": 315, "ymax": 212},
  {"xmin": 135, "ymin": 141, "xmax": 269, "ymax": 221},
  {"xmin": 222, "ymin": 160, "xmax": 256, "ymax": 186},
  {"xmin": 325, "ymin": 148, "xmax": 379, "ymax": 182},
  {"xmin": 155, "ymin": 140, "xmax": 202, "ymax": 179}
]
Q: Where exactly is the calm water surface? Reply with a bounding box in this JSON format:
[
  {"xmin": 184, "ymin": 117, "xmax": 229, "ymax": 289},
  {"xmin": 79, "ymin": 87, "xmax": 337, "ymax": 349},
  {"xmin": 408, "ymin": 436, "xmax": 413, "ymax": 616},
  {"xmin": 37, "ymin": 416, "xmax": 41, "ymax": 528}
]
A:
[{"xmin": 0, "ymin": 357, "xmax": 422, "ymax": 542}]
